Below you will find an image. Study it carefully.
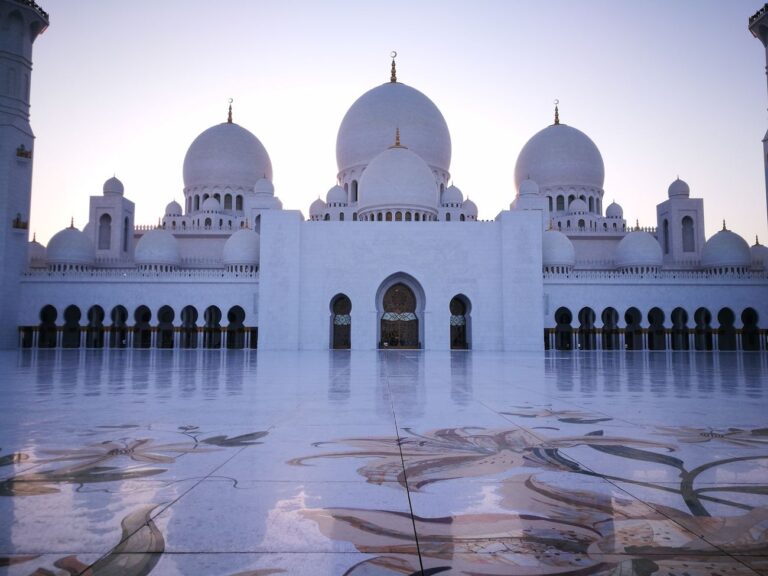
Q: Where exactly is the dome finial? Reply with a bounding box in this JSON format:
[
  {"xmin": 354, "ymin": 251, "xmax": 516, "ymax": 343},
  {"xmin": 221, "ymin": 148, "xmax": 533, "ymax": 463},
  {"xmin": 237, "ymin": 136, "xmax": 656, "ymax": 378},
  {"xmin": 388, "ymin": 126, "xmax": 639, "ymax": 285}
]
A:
[
  {"xmin": 227, "ymin": 98, "xmax": 233, "ymax": 123},
  {"xmin": 554, "ymin": 99, "xmax": 560, "ymax": 125},
  {"xmin": 390, "ymin": 51, "xmax": 398, "ymax": 83},
  {"xmin": 756, "ymin": 235, "xmax": 761, "ymax": 245},
  {"xmin": 722, "ymin": 219, "xmax": 727, "ymax": 231},
  {"xmin": 69, "ymin": 217, "xmax": 74, "ymax": 229},
  {"xmin": 395, "ymin": 126, "xmax": 401, "ymax": 147},
  {"xmin": 32, "ymin": 232, "xmax": 36, "ymax": 242}
]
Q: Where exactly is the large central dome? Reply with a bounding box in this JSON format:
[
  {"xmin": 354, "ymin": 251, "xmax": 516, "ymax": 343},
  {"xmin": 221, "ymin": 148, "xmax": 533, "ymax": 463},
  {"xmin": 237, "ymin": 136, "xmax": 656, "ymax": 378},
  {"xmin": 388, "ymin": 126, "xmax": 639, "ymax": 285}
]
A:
[
  {"xmin": 514, "ymin": 123, "xmax": 604, "ymax": 191},
  {"xmin": 183, "ymin": 122, "xmax": 272, "ymax": 191},
  {"xmin": 336, "ymin": 82, "xmax": 451, "ymax": 176}
]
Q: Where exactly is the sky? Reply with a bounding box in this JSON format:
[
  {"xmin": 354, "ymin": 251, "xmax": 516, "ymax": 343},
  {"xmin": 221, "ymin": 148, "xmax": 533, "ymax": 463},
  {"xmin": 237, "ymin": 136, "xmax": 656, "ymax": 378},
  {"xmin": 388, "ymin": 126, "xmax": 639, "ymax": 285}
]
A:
[{"xmin": 26, "ymin": 0, "xmax": 768, "ymax": 246}]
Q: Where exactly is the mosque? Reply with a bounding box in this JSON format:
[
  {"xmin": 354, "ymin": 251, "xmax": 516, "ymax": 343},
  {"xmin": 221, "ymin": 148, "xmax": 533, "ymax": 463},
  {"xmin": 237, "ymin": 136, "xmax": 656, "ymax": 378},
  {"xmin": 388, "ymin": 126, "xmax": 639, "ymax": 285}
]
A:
[{"xmin": 1, "ymin": 0, "xmax": 767, "ymax": 352}]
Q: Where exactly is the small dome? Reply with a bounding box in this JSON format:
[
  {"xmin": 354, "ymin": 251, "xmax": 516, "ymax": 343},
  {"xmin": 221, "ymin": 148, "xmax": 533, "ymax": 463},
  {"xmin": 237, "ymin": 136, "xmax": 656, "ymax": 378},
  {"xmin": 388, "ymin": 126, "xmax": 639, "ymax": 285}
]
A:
[
  {"xmin": 28, "ymin": 238, "xmax": 46, "ymax": 266},
  {"xmin": 201, "ymin": 197, "xmax": 221, "ymax": 213},
  {"xmin": 357, "ymin": 145, "xmax": 438, "ymax": 214},
  {"xmin": 518, "ymin": 179, "xmax": 540, "ymax": 197},
  {"xmin": 134, "ymin": 229, "xmax": 180, "ymax": 266},
  {"xmin": 223, "ymin": 229, "xmax": 260, "ymax": 266},
  {"xmin": 567, "ymin": 198, "xmax": 588, "ymax": 214},
  {"xmin": 442, "ymin": 184, "xmax": 463, "ymax": 205},
  {"xmin": 337, "ymin": 81, "xmax": 451, "ymax": 176},
  {"xmin": 165, "ymin": 200, "xmax": 183, "ymax": 217},
  {"xmin": 103, "ymin": 176, "xmax": 124, "ymax": 196},
  {"xmin": 605, "ymin": 201, "xmax": 623, "ymax": 218},
  {"xmin": 309, "ymin": 197, "xmax": 326, "ymax": 218},
  {"xmin": 47, "ymin": 227, "xmax": 95, "ymax": 266},
  {"xmin": 668, "ymin": 178, "xmax": 690, "ymax": 198},
  {"xmin": 751, "ymin": 239, "xmax": 768, "ymax": 269},
  {"xmin": 514, "ymin": 123, "xmax": 604, "ymax": 191},
  {"xmin": 326, "ymin": 185, "xmax": 347, "ymax": 205},
  {"xmin": 615, "ymin": 231, "xmax": 663, "ymax": 269},
  {"xmin": 463, "ymin": 198, "xmax": 478, "ymax": 218},
  {"xmin": 183, "ymin": 122, "xmax": 272, "ymax": 191},
  {"xmin": 701, "ymin": 229, "xmax": 751, "ymax": 269},
  {"xmin": 254, "ymin": 177, "xmax": 275, "ymax": 196},
  {"xmin": 543, "ymin": 230, "xmax": 575, "ymax": 268}
]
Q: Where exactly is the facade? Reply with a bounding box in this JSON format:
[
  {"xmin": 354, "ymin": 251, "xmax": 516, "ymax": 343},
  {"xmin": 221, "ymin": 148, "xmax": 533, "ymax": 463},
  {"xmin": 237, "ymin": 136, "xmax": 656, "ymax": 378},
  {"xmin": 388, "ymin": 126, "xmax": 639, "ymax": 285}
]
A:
[{"xmin": 2, "ymin": 0, "xmax": 768, "ymax": 352}]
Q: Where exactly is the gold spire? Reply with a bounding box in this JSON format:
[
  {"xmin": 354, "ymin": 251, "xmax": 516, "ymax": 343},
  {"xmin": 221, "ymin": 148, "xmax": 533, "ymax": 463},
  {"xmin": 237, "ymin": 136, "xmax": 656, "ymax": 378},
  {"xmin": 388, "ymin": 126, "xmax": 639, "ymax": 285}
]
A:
[
  {"xmin": 723, "ymin": 219, "xmax": 727, "ymax": 231},
  {"xmin": 756, "ymin": 235, "xmax": 761, "ymax": 245},
  {"xmin": 69, "ymin": 217, "xmax": 74, "ymax": 229},
  {"xmin": 32, "ymin": 232, "xmax": 36, "ymax": 242},
  {"xmin": 395, "ymin": 127, "xmax": 401, "ymax": 147},
  {"xmin": 554, "ymin": 99, "xmax": 560, "ymax": 125},
  {"xmin": 390, "ymin": 51, "xmax": 397, "ymax": 83},
  {"xmin": 227, "ymin": 98, "xmax": 233, "ymax": 123}
]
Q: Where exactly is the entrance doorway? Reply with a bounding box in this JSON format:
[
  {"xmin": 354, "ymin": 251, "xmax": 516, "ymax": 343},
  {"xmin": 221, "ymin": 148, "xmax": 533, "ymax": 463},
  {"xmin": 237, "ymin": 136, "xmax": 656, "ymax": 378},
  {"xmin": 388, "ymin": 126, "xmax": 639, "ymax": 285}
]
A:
[{"xmin": 380, "ymin": 283, "xmax": 420, "ymax": 349}]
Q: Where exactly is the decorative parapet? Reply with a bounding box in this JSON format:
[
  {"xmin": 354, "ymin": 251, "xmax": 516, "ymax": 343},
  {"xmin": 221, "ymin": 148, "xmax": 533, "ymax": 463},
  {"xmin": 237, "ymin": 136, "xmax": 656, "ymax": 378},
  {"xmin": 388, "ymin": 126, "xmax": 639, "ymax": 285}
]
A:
[
  {"xmin": 750, "ymin": 4, "xmax": 768, "ymax": 27},
  {"xmin": 543, "ymin": 269, "xmax": 768, "ymax": 282},
  {"xmin": 11, "ymin": 0, "xmax": 48, "ymax": 21},
  {"xmin": 22, "ymin": 267, "xmax": 258, "ymax": 280}
]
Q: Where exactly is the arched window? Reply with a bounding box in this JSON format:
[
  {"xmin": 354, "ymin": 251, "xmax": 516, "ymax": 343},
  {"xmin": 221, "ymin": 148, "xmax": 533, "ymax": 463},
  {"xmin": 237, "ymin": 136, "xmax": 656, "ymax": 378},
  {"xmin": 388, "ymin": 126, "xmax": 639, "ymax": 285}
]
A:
[
  {"xmin": 682, "ymin": 216, "xmax": 695, "ymax": 252},
  {"xmin": 395, "ymin": 211, "xmax": 402, "ymax": 221},
  {"xmin": 351, "ymin": 180, "xmax": 359, "ymax": 203},
  {"xmin": 331, "ymin": 295, "xmax": 352, "ymax": 349},
  {"xmin": 38, "ymin": 305, "xmax": 57, "ymax": 348},
  {"xmin": 227, "ymin": 306, "xmax": 246, "ymax": 349},
  {"xmin": 578, "ymin": 219, "xmax": 585, "ymax": 229},
  {"xmin": 324, "ymin": 213, "xmax": 330, "ymax": 221},
  {"xmin": 445, "ymin": 213, "xmax": 451, "ymax": 222},
  {"xmin": 386, "ymin": 212, "xmax": 393, "ymax": 221},
  {"xmin": 236, "ymin": 195, "xmax": 243, "ymax": 211},
  {"xmin": 340, "ymin": 212, "xmax": 345, "ymax": 221},
  {"xmin": 663, "ymin": 219, "xmax": 670, "ymax": 254},
  {"xmin": 548, "ymin": 196, "xmax": 553, "ymax": 211},
  {"xmin": 588, "ymin": 197, "xmax": 594, "ymax": 212},
  {"xmin": 98, "ymin": 214, "xmax": 112, "ymax": 250},
  {"xmin": 194, "ymin": 195, "xmax": 200, "ymax": 211},
  {"xmin": 62, "ymin": 305, "xmax": 82, "ymax": 348},
  {"xmin": 671, "ymin": 307, "xmax": 689, "ymax": 350},
  {"xmin": 415, "ymin": 213, "xmax": 420, "ymax": 221},
  {"xmin": 180, "ymin": 305, "xmax": 198, "ymax": 349},
  {"xmin": 405, "ymin": 212, "xmax": 412, "ymax": 221},
  {"xmin": 203, "ymin": 306, "xmax": 222, "ymax": 349},
  {"xmin": 556, "ymin": 195, "xmax": 565, "ymax": 211},
  {"xmin": 157, "ymin": 305, "xmax": 175, "ymax": 349},
  {"xmin": 577, "ymin": 307, "xmax": 596, "ymax": 350},
  {"xmin": 460, "ymin": 214, "xmax": 466, "ymax": 221},
  {"xmin": 205, "ymin": 218, "xmax": 212, "ymax": 228},
  {"xmin": 123, "ymin": 217, "xmax": 130, "ymax": 252},
  {"xmin": 224, "ymin": 194, "xmax": 233, "ymax": 210},
  {"xmin": 647, "ymin": 307, "xmax": 666, "ymax": 350},
  {"xmin": 554, "ymin": 307, "xmax": 572, "ymax": 350}
]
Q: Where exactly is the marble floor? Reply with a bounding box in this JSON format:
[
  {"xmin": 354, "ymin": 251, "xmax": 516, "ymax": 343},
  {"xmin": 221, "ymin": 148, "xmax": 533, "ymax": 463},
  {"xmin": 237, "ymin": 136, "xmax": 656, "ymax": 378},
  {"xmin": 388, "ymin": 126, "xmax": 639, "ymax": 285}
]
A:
[{"xmin": 0, "ymin": 349, "xmax": 767, "ymax": 575}]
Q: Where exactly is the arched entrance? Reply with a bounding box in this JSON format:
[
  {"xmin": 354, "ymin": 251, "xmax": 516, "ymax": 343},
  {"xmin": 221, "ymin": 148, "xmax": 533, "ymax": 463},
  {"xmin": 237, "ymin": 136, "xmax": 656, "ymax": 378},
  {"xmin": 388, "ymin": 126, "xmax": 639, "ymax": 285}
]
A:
[
  {"xmin": 380, "ymin": 283, "xmax": 420, "ymax": 349},
  {"xmin": 330, "ymin": 294, "xmax": 351, "ymax": 350},
  {"xmin": 449, "ymin": 295, "xmax": 471, "ymax": 350}
]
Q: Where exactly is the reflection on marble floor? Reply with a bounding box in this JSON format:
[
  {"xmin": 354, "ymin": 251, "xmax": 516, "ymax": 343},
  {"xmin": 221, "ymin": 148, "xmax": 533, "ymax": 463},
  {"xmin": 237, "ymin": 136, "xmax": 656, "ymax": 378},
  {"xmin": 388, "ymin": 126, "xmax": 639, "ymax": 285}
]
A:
[{"xmin": 0, "ymin": 350, "xmax": 766, "ymax": 575}]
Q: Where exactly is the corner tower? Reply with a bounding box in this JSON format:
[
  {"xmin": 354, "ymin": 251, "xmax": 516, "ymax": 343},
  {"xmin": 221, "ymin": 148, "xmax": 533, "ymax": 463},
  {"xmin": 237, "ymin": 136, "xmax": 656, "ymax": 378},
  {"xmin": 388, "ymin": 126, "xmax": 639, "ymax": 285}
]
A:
[
  {"xmin": 0, "ymin": 0, "xmax": 48, "ymax": 347},
  {"xmin": 749, "ymin": 4, "xmax": 768, "ymax": 225}
]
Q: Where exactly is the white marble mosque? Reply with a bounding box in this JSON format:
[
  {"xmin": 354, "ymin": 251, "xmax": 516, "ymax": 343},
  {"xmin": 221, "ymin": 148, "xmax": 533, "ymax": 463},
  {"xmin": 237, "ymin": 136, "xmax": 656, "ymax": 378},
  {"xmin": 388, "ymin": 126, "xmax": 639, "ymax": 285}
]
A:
[
  {"xmin": 0, "ymin": 1, "xmax": 767, "ymax": 353},
  {"xmin": 1, "ymin": 3, "xmax": 768, "ymax": 575}
]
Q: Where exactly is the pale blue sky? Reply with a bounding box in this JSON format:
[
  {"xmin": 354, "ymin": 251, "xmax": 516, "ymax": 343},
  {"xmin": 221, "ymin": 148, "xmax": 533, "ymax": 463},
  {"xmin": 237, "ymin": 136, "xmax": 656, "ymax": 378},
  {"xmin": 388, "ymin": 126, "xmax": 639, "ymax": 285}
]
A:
[{"xmin": 28, "ymin": 0, "xmax": 768, "ymax": 245}]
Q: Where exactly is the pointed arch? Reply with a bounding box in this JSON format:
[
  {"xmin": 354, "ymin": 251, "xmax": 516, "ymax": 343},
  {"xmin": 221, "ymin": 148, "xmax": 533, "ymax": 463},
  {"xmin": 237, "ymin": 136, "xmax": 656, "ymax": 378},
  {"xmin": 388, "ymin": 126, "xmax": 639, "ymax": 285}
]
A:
[{"xmin": 376, "ymin": 273, "xmax": 425, "ymax": 349}]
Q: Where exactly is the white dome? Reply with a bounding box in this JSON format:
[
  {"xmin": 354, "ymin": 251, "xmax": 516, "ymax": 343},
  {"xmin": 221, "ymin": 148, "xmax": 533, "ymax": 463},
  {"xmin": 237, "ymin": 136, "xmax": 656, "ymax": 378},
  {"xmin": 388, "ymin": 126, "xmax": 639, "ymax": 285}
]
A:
[
  {"xmin": 518, "ymin": 178, "xmax": 540, "ymax": 197},
  {"xmin": 442, "ymin": 184, "xmax": 463, "ymax": 205},
  {"xmin": 463, "ymin": 198, "xmax": 478, "ymax": 218},
  {"xmin": 605, "ymin": 201, "xmax": 623, "ymax": 218},
  {"xmin": 543, "ymin": 230, "xmax": 575, "ymax": 268},
  {"xmin": 134, "ymin": 229, "xmax": 180, "ymax": 266},
  {"xmin": 668, "ymin": 178, "xmax": 690, "ymax": 198},
  {"xmin": 201, "ymin": 197, "xmax": 221, "ymax": 213},
  {"xmin": 615, "ymin": 231, "xmax": 663, "ymax": 269},
  {"xmin": 165, "ymin": 200, "xmax": 182, "ymax": 217},
  {"xmin": 751, "ymin": 240, "xmax": 768, "ymax": 269},
  {"xmin": 514, "ymin": 124, "xmax": 604, "ymax": 191},
  {"xmin": 326, "ymin": 185, "xmax": 347, "ymax": 205},
  {"xmin": 103, "ymin": 176, "xmax": 124, "ymax": 196},
  {"xmin": 701, "ymin": 229, "xmax": 751, "ymax": 269},
  {"xmin": 337, "ymin": 81, "xmax": 451, "ymax": 176},
  {"xmin": 568, "ymin": 198, "xmax": 588, "ymax": 214},
  {"xmin": 357, "ymin": 145, "xmax": 438, "ymax": 214},
  {"xmin": 309, "ymin": 197, "xmax": 326, "ymax": 218},
  {"xmin": 47, "ymin": 227, "xmax": 95, "ymax": 266},
  {"xmin": 28, "ymin": 239, "xmax": 46, "ymax": 266},
  {"xmin": 254, "ymin": 177, "xmax": 275, "ymax": 196},
  {"xmin": 183, "ymin": 122, "xmax": 272, "ymax": 190},
  {"xmin": 223, "ymin": 229, "xmax": 260, "ymax": 266}
]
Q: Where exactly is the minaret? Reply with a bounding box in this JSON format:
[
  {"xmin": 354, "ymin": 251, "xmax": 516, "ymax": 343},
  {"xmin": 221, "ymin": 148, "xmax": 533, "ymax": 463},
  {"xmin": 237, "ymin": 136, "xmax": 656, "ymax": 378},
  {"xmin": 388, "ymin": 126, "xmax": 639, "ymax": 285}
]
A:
[
  {"xmin": 749, "ymin": 4, "xmax": 768, "ymax": 225},
  {"xmin": 0, "ymin": 0, "xmax": 48, "ymax": 347}
]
